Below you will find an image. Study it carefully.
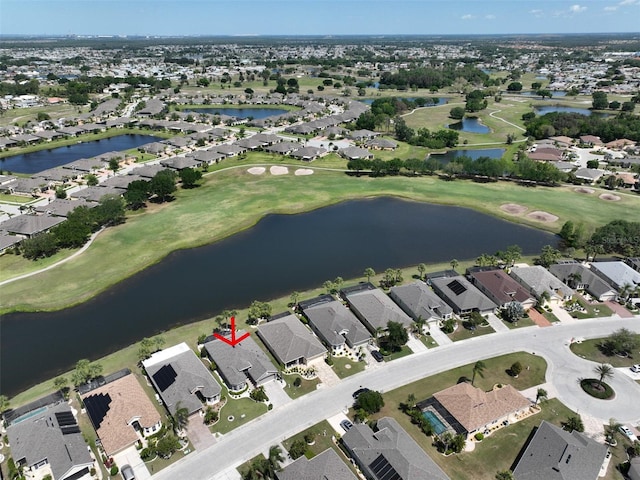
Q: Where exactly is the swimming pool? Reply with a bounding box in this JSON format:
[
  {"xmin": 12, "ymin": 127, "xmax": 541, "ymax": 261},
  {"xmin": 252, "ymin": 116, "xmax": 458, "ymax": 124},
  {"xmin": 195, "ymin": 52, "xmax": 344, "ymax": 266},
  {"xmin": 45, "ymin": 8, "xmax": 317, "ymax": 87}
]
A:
[
  {"xmin": 422, "ymin": 410, "xmax": 448, "ymax": 435},
  {"xmin": 11, "ymin": 406, "xmax": 47, "ymax": 425}
]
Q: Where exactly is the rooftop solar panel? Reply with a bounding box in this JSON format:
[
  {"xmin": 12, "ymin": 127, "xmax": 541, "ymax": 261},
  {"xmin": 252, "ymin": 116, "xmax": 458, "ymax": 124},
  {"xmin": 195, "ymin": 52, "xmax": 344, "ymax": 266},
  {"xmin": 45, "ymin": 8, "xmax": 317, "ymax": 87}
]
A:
[
  {"xmin": 83, "ymin": 393, "xmax": 112, "ymax": 429},
  {"xmin": 370, "ymin": 454, "xmax": 402, "ymax": 480},
  {"xmin": 447, "ymin": 279, "xmax": 467, "ymax": 296},
  {"xmin": 54, "ymin": 411, "xmax": 77, "ymax": 427},
  {"xmin": 153, "ymin": 364, "xmax": 177, "ymax": 392},
  {"xmin": 60, "ymin": 425, "xmax": 81, "ymax": 435}
]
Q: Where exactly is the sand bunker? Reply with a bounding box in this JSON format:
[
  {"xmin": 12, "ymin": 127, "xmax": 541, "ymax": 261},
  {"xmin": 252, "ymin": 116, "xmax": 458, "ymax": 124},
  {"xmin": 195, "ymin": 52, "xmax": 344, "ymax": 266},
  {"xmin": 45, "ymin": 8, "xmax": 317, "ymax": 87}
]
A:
[
  {"xmin": 270, "ymin": 166, "xmax": 289, "ymax": 175},
  {"xmin": 500, "ymin": 203, "xmax": 528, "ymax": 215},
  {"xmin": 247, "ymin": 167, "xmax": 265, "ymax": 175},
  {"xmin": 295, "ymin": 168, "xmax": 314, "ymax": 176},
  {"xmin": 526, "ymin": 211, "xmax": 559, "ymax": 223},
  {"xmin": 574, "ymin": 187, "xmax": 595, "ymax": 194},
  {"xmin": 599, "ymin": 193, "xmax": 621, "ymax": 201}
]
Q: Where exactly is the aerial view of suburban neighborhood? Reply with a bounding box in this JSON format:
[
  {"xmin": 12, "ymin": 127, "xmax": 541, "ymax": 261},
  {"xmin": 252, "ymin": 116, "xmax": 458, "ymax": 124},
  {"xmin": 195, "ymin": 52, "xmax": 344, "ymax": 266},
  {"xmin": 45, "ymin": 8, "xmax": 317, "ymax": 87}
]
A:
[{"xmin": 1, "ymin": 1, "xmax": 640, "ymax": 480}]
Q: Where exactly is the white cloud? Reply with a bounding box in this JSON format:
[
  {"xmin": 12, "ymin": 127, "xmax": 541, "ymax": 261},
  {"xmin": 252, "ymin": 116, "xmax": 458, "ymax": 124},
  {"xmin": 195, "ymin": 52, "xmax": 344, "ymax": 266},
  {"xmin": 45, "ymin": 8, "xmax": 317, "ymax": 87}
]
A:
[
  {"xmin": 529, "ymin": 9, "xmax": 544, "ymax": 17},
  {"xmin": 569, "ymin": 4, "xmax": 587, "ymax": 13},
  {"xmin": 485, "ymin": 14, "xmax": 496, "ymax": 20},
  {"xmin": 461, "ymin": 14, "xmax": 474, "ymax": 20},
  {"xmin": 619, "ymin": 0, "xmax": 639, "ymax": 5},
  {"xmin": 604, "ymin": 5, "xmax": 618, "ymax": 10}
]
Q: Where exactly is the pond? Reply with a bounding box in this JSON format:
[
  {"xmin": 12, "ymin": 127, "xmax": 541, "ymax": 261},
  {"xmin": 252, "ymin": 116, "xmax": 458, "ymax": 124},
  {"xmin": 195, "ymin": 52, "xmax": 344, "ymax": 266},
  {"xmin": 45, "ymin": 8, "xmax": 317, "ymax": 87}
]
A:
[
  {"xmin": 0, "ymin": 197, "xmax": 556, "ymax": 397},
  {"xmin": 428, "ymin": 148, "xmax": 505, "ymax": 165},
  {"xmin": 182, "ymin": 107, "xmax": 289, "ymax": 119},
  {"xmin": 1, "ymin": 134, "xmax": 161, "ymax": 174},
  {"xmin": 448, "ymin": 117, "xmax": 490, "ymax": 134},
  {"xmin": 516, "ymin": 91, "xmax": 567, "ymax": 97},
  {"xmin": 534, "ymin": 106, "xmax": 610, "ymax": 117},
  {"xmin": 359, "ymin": 97, "xmax": 448, "ymax": 106}
]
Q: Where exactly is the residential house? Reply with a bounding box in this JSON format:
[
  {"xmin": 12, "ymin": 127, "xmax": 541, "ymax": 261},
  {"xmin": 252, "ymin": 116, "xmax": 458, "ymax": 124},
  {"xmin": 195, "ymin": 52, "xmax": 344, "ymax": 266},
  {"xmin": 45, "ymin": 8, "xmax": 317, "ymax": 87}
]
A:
[
  {"xmin": 424, "ymin": 382, "xmax": 530, "ymax": 439},
  {"xmin": 71, "ymin": 186, "xmax": 124, "ymax": 203},
  {"xmin": 468, "ymin": 269, "xmax": 537, "ymax": 310},
  {"xmin": 340, "ymin": 146, "xmax": 373, "ymax": 161},
  {"xmin": 264, "ymin": 141, "xmax": 300, "ymax": 155},
  {"xmin": 626, "ymin": 257, "xmax": 640, "ymax": 273},
  {"xmin": 81, "ymin": 374, "xmax": 162, "ymax": 456},
  {"xmin": 365, "ymin": 138, "xmax": 398, "ymax": 150},
  {"xmin": 0, "ymin": 214, "xmax": 65, "ymax": 238},
  {"xmin": 35, "ymin": 198, "xmax": 93, "ymax": 217},
  {"xmin": 6, "ymin": 402, "xmax": 94, "ymax": 480},
  {"xmin": 256, "ymin": 313, "xmax": 327, "ymax": 368},
  {"xmin": 160, "ymin": 156, "xmax": 202, "ymax": 171},
  {"xmin": 214, "ymin": 144, "xmax": 246, "ymax": 158},
  {"xmin": 349, "ymin": 129, "xmax": 379, "ymax": 142},
  {"xmin": 428, "ymin": 274, "xmax": 497, "ymax": 315},
  {"xmin": 188, "ymin": 149, "xmax": 225, "ymax": 165},
  {"xmin": 276, "ymin": 448, "xmax": 356, "ymax": 480},
  {"xmin": 579, "ymin": 135, "xmax": 603, "ymax": 146},
  {"xmin": 341, "ymin": 283, "xmax": 413, "ymax": 335},
  {"xmin": 509, "ymin": 266, "xmax": 575, "ymax": 306},
  {"xmin": 590, "ymin": 261, "xmax": 640, "ymax": 293},
  {"xmin": 142, "ymin": 342, "xmax": 222, "ymax": 416},
  {"xmin": 549, "ymin": 262, "xmax": 618, "ymax": 301},
  {"xmin": 203, "ymin": 333, "xmax": 278, "ymax": 392},
  {"xmin": 574, "ymin": 168, "xmax": 606, "ymax": 184},
  {"xmin": 290, "ymin": 146, "xmax": 326, "ymax": 161},
  {"xmin": 389, "ymin": 281, "xmax": 454, "ymax": 326},
  {"xmin": 513, "ymin": 420, "xmax": 608, "ymax": 480},
  {"xmin": 129, "ymin": 164, "xmax": 168, "ymax": 178},
  {"xmin": 300, "ymin": 295, "xmax": 371, "ymax": 354},
  {"xmin": 341, "ymin": 417, "xmax": 450, "ymax": 480}
]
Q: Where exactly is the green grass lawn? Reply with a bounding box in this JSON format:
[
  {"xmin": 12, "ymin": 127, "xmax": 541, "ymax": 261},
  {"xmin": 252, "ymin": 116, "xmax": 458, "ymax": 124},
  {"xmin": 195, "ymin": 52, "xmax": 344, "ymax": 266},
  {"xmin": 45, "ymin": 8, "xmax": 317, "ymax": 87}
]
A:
[
  {"xmin": 503, "ymin": 316, "xmax": 537, "ymax": 329},
  {"xmin": 449, "ymin": 324, "xmax": 496, "ymax": 342},
  {"xmin": 332, "ymin": 357, "xmax": 366, "ymax": 378},
  {"xmin": 0, "ymin": 194, "xmax": 35, "ymax": 204},
  {"xmin": 569, "ymin": 336, "xmax": 640, "ymax": 367},
  {"xmin": 542, "ymin": 311, "xmax": 561, "ymax": 323},
  {"xmin": 283, "ymin": 375, "xmax": 320, "ymax": 399},
  {"xmin": 569, "ymin": 300, "xmax": 614, "ymax": 319},
  {"xmin": 211, "ymin": 389, "xmax": 269, "ymax": 435},
  {"xmin": 420, "ymin": 334, "xmax": 439, "ymax": 349},
  {"xmin": 383, "ymin": 345, "xmax": 413, "ymax": 361}
]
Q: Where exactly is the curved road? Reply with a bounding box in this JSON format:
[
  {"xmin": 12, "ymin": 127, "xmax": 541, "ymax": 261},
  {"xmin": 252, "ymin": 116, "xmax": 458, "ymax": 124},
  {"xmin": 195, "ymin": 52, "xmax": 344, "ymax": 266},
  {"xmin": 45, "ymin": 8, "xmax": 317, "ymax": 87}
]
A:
[{"xmin": 152, "ymin": 316, "xmax": 640, "ymax": 480}]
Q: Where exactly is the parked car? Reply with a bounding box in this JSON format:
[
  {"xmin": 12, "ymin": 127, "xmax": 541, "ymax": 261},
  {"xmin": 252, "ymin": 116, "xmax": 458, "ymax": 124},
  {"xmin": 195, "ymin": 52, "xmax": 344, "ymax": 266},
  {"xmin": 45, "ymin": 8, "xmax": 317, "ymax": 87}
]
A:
[
  {"xmin": 121, "ymin": 465, "xmax": 136, "ymax": 480},
  {"xmin": 619, "ymin": 425, "xmax": 638, "ymax": 442},
  {"xmin": 630, "ymin": 364, "xmax": 640, "ymax": 373},
  {"xmin": 371, "ymin": 350, "xmax": 384, "ymax": 362},
  {"xmin": 340, "ymin": 419, "xmax": 354, "ymax": 432},
  {"xmin": 352, "ymin": 387, "xmax": 371, "ymax": 399}
]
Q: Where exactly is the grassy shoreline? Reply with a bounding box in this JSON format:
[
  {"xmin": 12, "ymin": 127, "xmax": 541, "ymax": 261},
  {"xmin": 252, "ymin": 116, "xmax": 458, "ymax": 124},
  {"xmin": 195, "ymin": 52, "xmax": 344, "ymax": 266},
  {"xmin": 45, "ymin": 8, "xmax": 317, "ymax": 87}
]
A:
[{"xmin": 2, "ymin": 163, "xmax": 639, "ymax": 313}]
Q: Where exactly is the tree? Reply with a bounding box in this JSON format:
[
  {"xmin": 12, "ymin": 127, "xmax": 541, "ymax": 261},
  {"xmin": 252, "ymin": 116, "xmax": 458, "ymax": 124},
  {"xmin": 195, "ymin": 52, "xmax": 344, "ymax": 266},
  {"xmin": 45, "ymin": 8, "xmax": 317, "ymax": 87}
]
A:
[
  {"xmin": 0, "ymin": 394, "xmax": 9, "ymax": 416},
  {"xmin": 595, "ymin": 363, "xmax": 614, "ymax": 387},
  {"xmin": 356, "ymin": 390, "xmax": 384, "ymax": 414},
  {"xmin": 94, "ymin": 194, "xmax": 125, "ymax": 226},
  {"xmin": 498, "ymin": 245, "xmax": 522, "ymax": 267},
  {"xmin": 535, "ymin": 388, "xmax": 548, "ymax": 406},
  {"xmin": 503, "ymin": 302, "xmax": 524, "ymax": 323},
  {"xmin": 364, "ymin": 267, "xmax": 375, "ymax": 283},
  {"xmin": 55, "ymin": 186, "xmax": 67, "ymax": 199},
  {"xmin": 288, "ymin": 439, "xmax": 307, "ymax": 460},
  {"xmin": 289, "ymin": 291, "xmax": 300, "ymax": 308},
  {"xmin": 124, "ymin": 179, "xmax": 150, "ymax": 210},
  {"xmin": 54, "ymin": 376, "xmax": 69, "ymax": 397},
  {"xmin": 85, "ymin": 173, "xmax": 99, "ymax": 186},
  {"xmin": 71, "ymin": 359, "xmax": 103, "ymax": 386},
  {"xmin": 495, "ymin": 471, "xmax": 515, "ymax": 480},
  {"xmin": 586, "ymin": 159, "xmax": 599, "ymax": 169},
  {"xmin": 417, "ymin": 263, "xmax": 427, "ymax": 280},
  {"xmin": 592, "ymin": 91, "xmax": 609, "ymax": 110},
  {"xmin": 562, "ymin": 415, "xmax": 584, "ymax": 433},
  {"xmin": 535, "ymin": 245, "xmax": 561, "ymax": 268},
  {"xmin": 174, "ymin": 404, "xmax": 190, "ymax": 432},
  {"xmin": 267, "ymin": 445, "xmax": 284, "ymax": 474},
  {"xmin": 204, "ymin": 407, "xmax": 218, "ymax": 425},
  {"xmin": 248, "ymin": 300, "xmax": 272, "ymax": 324},
  {"xmin": 604, "ymin": 418, "xmax": 622, "ymax": 445},
  {"xmin": 108, "ymin": 158, "xmax": 120, "ymax": 174},
  {"xmin": 510, "ymin": 361, "xmax": 523, "ymax": 377},
  {"xmin": 150, "ymin": 170, "xmax": 177, "ymax": 202},
  {"xmin": 507, "ymin": 82, "xmax": 523, "ymax": 92},
  {"xmin": 21, "ymin": 232, "xmax": 58, "ymax": 260},
  {"xmin": 179, "ymin": 167, "xmax": 202, "ymax": 188},
  {"xmin": 449, "ymin": 106, "xmax": 465, "ymax": 120},
  {"xmin": 384, "ymin": 321, "xmax": 409, "ymax": 351},
  {"xmin": 472, "ymin": 360, "xmax": 486, "ymax": 386},
  {"xmin": 156, "ymin": 434, "xmax": 181, "ymax": 458},
  {"xmin": 450, "ymin": 258, "xmax": 459, "ymax": 271}
]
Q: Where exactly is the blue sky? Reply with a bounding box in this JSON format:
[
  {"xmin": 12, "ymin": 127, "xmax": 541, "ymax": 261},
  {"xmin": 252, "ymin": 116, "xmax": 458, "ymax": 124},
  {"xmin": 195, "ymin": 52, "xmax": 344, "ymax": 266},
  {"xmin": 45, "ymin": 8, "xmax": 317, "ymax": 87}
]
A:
[{"xmin": 1, "ymin": 0, "xmax": 638, "ymax": 36}]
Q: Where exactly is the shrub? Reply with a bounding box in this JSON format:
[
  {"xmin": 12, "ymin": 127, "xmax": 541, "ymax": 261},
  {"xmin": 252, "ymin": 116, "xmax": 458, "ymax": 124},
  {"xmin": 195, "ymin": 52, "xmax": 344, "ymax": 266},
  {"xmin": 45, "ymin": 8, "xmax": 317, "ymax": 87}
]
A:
[
  {"xmin": 288, "ymin": 439, "xmax": 307, "ymax": 460},
  {"xmin": 580, "ymin": 379, "xmax": 614, "ymax": 399},
  {"xmin": 475, "ymin": 432, "xmax": 484, "ymax": 441},
  {"xmin": 509, "ymin": 362, "xmax": 523, "ymax": 377},
  {"xmin": 250, "ymin": 386, "xmax": 269, "ymax": 402},
  {"xmin": 140, "ymin": 447, "xmax": 156, "ymax": 461},
  {"xmin": 293, "ymin": 377, "xmax": 302, "ymax": 387},
  {"xmin": 110, "ymin": 465, "xmax": 119, "ymax": 476}
]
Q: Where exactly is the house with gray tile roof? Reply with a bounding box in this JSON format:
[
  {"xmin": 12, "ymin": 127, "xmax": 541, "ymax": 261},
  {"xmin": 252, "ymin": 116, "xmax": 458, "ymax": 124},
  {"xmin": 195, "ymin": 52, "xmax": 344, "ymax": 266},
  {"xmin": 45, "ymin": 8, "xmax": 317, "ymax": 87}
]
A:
[
  {"xmin": 429, "ymin": 275, "xmax": 497, "ymax": 315},
  {"xmin": 342, "ymin": 284, "xmax": 413, "ymax": 334},
  {"xmin": 549, "ymin": 262, "xmax": 617, "ymax": 301},
  {"xmin": 6, "ymin": 401, "xmax": 94, "ymax": 480},
  {"xmin": 63, "ymin": 157, "xmax": 106, "ymax": 173},
  {"xmin": 264, "ymin": 141, "xmax": 301, "ymax": 155},
  {"xmin": 137, "ymin": 98, "xmax": 165, "ymax": 116},
  {"xmin": 340, "ymin": 146, "xmax": 373, "ymax": 160},
  {"xmin": 235, "ymin": 137, "xmax": 265, "ymax": 150},
  {"xmin": 389, "ymin": 281, "xmax": 453, "ymax": 325},
  {"xmin": 215, "ymin": 144, "xmax": 246, "ymax": 157},
  {"xmin": 0, "ymin": 214, "xmax": 65, "ymax": 238},
  {"xmin": 509, "ymin": 266, "xmax": 575, "ymax": 305},
  {"xmin": 140, "ymin": 142, "xmax": 169, "ymax": 155},
  {"xmin": 129, "ymin": 164, "xmax": 168, "ymax": 178},
  {"xmin": 300, "ymin": 295, "xmax": 371, "ymax": 354},
  {"xmin": 276, "ymin": 448, "xmax": 357, "ymax": 480},
  {"xmin": 0, "ymin": 233, "xmax": 22, "ymax": 253},
  {"xmin": 257, "ymin": 313, "xmax": 326, "ymax": 368},
  {"xmin": 341, "ymin": 417, "xmax": 450, "ymax": 480},
  {"xmin": 100, "ymin": 174, "xmax": 146, "ymax": 190},
  {"xmin": 349, "ymin": 129, "xmax": 379, "ymax": 141},
  {"xmin": 513, "ymin": 420, "xmax": 608, "ymax": 480},
  {"xmin": 71, "ymin": 186, "xmax": 124, "ymax": 202},
  {"xmin": 590, "ymin": 261, "xmax": 640, "ymax": 292},
  {"xmin": 160, "ymin": 156, "xmax": 202, "ymax": 170},
  {"xmin": 35, "ymin": 198, "xmax": 93, "ymax": 217},
  {"xmin": 203, "ymin": 333, "xmax": 278, "ymax": 391},
  {"xmin": 290, "ymin": 146, "xmax": 326, "ymax": 161},
  {"xmin": 0, "ymin": 177, "xmax": 52, "ymax": 195},
  {"xmin": 188, "ymin": 149, "xmax": 225, "ymax": 164},
  {"xmin": 32, "ymin": 167, "xmax": 78, "ymax": 183},
  {"xmin": 365, "ymin": 138, "xmax": 398, "ymax": 150},
  {"xmin": 142, "ymin": 342, "xmax": 222, "ymax": 416}
]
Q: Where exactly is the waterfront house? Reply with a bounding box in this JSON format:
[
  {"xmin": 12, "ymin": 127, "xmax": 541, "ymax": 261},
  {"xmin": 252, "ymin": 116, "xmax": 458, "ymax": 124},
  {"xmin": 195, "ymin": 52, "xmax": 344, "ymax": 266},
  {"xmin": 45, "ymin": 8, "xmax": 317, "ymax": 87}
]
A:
[
  {"xmin": 509, "ymin": 266, "xmax": 575, "ymax": 306},
  {"xmin": 428, "ymin": 274, "xmax": 497, "ymax": 315},
  {"xmin": 341, "ymin": 283, "xmax": 413, "ymax": 334},
  {"xmin": 468, "ymin": 268, "xmax": 536, "ymax": 310},
  {"xmin": 276, "ymin": 448, "xmax": 357, "ymax": 480},
  {"xmin": 389, "ymin": 280, "xmax": 454, "ymax": 326}
]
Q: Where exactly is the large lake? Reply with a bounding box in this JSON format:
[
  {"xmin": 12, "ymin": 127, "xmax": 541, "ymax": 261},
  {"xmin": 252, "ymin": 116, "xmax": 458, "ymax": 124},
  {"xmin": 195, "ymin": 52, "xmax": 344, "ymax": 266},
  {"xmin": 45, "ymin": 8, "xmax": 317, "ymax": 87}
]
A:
[
  {"xmin": 0, "ymin": 198, "xmax": 556, "ymax": 397},
  {"xmin": 534, "ymin": 106, "xmax": 610, "ymax": 117},
  {"xmin": 183, "ymin": 107, "xmax": 289, "ymax": 119},
  {"xmin": 1, "ymin": 134, "xmax": 160, "ymax": 174},
  {"xmin": 448, "ymin": 117, "xmax": 490, "ymax": 134},
  {"xmin": 429, "ymin": 148, "xmax": 505, "ymax": 165}
]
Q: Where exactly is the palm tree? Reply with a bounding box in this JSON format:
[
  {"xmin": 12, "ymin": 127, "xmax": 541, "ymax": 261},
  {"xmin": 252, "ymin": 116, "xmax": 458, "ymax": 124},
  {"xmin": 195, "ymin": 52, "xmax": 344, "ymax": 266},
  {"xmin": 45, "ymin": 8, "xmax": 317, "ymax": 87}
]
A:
[
  {"xmin": 289, "ymin": 291, "xmax": 300, "ymax": 308},
  {"xmin": 538, "ymin": 290, "xmax": 551, "ymax": 308},
  {"xmin": 471, "ymin": 360, "xmax": 486, "ymax": 387},
  {"xmin": 364, "ymin": 267, "xmax": 375, "ymax": 283},
  {"xmin": 562, "ymin": 415, "xmax": 584, "ymax": 433},
  {"xmin": 604, "ymin": 418, "xmax": 622, "ymax": 446},
  {"xmin": 267, "ymin": 445, "xmax": 284, "ymax": 473},
  {"xmin": 417, "ymin": 263, "xmax": 426, "ymax": 280},
  {"xmin": 173, "ymin": 403, "xmax": 190, "ymax": 433},
  {"xmin": 595, "ymin": 363, "xmax": 614, "ymax": 387},
  {"xmin": 535, "ymin": 388, "xmax": 548, "ymax": 406},
  {"xmin": 407, "ymin": 393, "xmax": 416, "ymax": 407},
  {"xmin": 450, "ymin": 259, "xmax": 459, "ymax": 272}
]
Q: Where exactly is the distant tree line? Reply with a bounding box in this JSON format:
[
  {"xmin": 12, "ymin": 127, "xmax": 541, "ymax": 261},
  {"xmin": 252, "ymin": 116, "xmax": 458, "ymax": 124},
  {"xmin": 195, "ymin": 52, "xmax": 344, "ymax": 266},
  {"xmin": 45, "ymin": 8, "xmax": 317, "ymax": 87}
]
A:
[
  {"xmin": 379, "ymin": 65, "xmax": 488, "ymax": 90},
  {"xmin": 523, "ymin": 111, "xmax": 640, "ymax": 142}
]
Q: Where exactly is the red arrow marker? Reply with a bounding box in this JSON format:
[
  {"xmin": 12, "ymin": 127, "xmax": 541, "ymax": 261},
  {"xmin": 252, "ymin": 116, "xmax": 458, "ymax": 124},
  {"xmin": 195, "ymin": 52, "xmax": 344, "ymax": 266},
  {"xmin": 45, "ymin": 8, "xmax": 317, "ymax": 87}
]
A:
[{"xmin": 214, "ymin": 316, "xmax": 250, "ymax": 347}]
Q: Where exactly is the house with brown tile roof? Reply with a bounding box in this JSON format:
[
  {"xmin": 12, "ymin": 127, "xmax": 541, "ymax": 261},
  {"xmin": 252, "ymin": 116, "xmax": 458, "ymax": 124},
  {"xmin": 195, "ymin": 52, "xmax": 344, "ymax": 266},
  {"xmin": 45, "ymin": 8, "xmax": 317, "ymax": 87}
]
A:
[
  {"xmin": 430, "ymin": 383, "xmax": 530, "ymax": 439},
  {"xmin": 468, "ymin": 269, "xmax": 537, "ymax": 310},
  {"xmin": 81, "ymin": 374, "xmax": 162, "ymax": 456}
]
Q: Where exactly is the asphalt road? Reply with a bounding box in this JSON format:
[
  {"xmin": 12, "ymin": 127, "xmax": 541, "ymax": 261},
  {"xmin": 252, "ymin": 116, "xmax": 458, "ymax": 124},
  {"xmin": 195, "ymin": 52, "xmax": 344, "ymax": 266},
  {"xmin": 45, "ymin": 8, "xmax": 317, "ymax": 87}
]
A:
[{"xmin": 153, "ymin": 316, "xmax": 640, "ymax": 480}]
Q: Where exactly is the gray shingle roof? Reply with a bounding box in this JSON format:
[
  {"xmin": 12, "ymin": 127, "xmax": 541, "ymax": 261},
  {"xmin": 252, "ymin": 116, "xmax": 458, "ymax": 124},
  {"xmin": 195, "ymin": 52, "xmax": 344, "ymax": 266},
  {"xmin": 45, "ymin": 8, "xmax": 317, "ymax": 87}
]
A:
[
  {"xmin": 510, "ymin": 266, "xmax": 575, "ymax": 300},
  {"xmin": 344, "ymin": 287, "xmax": 413, "ymax": 333},
  {"xmin": 35, "ymin": 198, "xmax": 93, "ymax": 217},
  {"xmin": 276, "ymin": 448, "xmax": 357, "ymax": 480},
  {"xmin": 6, "ymin": 402, "xmax": 93, "ymax": 480},
  {"xmin": 203, "ymin": 332, "xmax": 278, "ymax": 389},
  {"xmin": 342, "ymin": 417, "xmax": 450, "ymax": 480},
  {"xmin": 389, "ymin": 281, "xmax": 453, "ymax": 322},
  {"xmin": 590, "ymin": 261, "xmax": 640, "ymax": 291},
  {"xmin": 549, "ymin": 263, "xmax": 616, "ymax": 300},
  {"xmin": 302, "ymin": 297, "xmax": 371, "ymax": 348},
  {"xmin": 513, "ymin": 421, "xmax": 608, "ymax": 480},
  {"xmin": 0, "ymin": 214, "xmax": 65, "ymax": 236},
  {"xmin": 430, "ymin": 275, "xmax": 497, "ymax": 314},
  {"xmin": 257, "ymin": 314, "xmax": 326, "ymax": 365},
  {"xmin": 142, "ymin": 343, "xmax": 221, "ymax": 415}
]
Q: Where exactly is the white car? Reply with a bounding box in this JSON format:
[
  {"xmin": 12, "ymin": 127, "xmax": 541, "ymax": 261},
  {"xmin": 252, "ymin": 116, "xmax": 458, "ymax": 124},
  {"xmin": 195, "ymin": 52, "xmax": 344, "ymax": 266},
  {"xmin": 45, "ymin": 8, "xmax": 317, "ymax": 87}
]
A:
[
  {"xmin": 619, "ymin": 425, "xmax": 638, "ymax": 442},
  {"xmin": 630, "ymin": 364, "xmax": 640, "ymax": 374}
]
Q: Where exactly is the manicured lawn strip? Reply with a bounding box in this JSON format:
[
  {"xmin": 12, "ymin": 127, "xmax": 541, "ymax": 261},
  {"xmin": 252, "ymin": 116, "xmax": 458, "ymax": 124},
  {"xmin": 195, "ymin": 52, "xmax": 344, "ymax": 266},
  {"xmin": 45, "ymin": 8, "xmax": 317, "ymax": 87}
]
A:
[
  {"xmin": 0, "ymin": 194, "xmax": 34, "ymax": 204},
  {"xmin": 383, "ymin": 345, "xmax": 413, "ymax": 361},
  {"xmin": 3, "ymin": 164, "xmax": 638, "ymax": 308},
  {"xmin": 543, "ymin": 311, "xmax": 561, "ymax": 323},
  {"xmin": 283, "ymin": 375, "xmax": 320, "ymax": 399},
  {"xmin": 570, "ymin": 336, "xmax": 640, "ymax": 368},
  {"xmin": 503, "ymin": 316, "xmax": 537, "ymax": 329},
  {"xmin": 0, "ymin": 127, "xmax": 173, "ymax": 159},
  {"xmin": 211, "ymin": 386, "xmax": 269, "ymax": 435},
  {"xmin": 332, "ymin": 357, "xmax": 366, "ymax": 378},
  {"xmin": 420, "ymin": 335, "xmax": 439, "ymax": 349},
  {"xmin": 449, "ymin": 324, "xmax": 496, "ymax": 342},
  {"xmin": 236, "ymin": 453, "xmax": 267, "ymax": 478},
  {"xmin": 570, "ymin": 300, "xmax": 614, "ymax": 319}
]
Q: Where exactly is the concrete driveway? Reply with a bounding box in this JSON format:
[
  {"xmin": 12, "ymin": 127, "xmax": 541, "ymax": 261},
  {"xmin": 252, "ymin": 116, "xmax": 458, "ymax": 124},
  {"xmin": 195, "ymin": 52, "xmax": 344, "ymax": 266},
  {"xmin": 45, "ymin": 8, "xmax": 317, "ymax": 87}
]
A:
[
  {"xmin": 112, "ymin": 445, "xmax": 151, "ymax": 480},
  {"xmin": 186, "ymin": 414, "xmax": 216, "ymax": 451}
]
